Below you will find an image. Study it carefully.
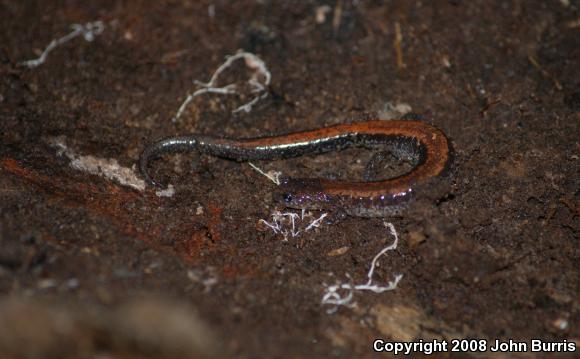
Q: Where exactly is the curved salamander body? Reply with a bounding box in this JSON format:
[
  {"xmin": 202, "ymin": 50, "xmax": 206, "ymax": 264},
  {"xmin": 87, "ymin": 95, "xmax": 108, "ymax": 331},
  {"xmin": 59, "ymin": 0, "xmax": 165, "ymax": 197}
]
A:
[{"xmin": 140, "ymin": 119, "xmax": 453, "ymax": 217}]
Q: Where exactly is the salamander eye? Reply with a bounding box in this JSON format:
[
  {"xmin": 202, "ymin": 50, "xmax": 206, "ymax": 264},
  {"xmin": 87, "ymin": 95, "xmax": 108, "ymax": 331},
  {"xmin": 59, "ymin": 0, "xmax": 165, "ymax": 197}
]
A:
[{"xmin": 283, "ymin": 193, "xmax": 293, "ymax": 203}]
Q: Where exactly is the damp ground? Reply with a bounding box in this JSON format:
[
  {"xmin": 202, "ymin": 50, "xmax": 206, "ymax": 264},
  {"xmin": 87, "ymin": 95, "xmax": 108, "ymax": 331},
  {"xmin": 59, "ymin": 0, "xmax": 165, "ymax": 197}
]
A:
[{"xmin": 0, "ymin": 1, "xmax": 578, "ymax": 358}]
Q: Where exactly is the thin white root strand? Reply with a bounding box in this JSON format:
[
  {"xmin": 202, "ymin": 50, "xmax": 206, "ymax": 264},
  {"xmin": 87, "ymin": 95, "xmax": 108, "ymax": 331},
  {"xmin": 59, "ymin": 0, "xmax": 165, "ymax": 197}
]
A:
[
  {"xmin": 321, "ymin": 274, "xmax": 356, "ymax": 314},
  {"xmin": 20, "ymin": 21, "xmax": 104, "ymax": 68},
  {"xmin": 258, "ymin": 218, "xmax": 282, "ymax": 234},
  {"xmin": 173, "ymin": 51, "xmax": 272, "ymax": 122},
  {"xmin": 321, "ymin": 221, "xmax": 403, "ymax": 313},
  {"xmin": 173, "ymin": 85, "xmax": 237, "ymax": 122},
  {"xmin": 305, "ymin": 213, "xmax": 328, "ymax": 231},
  {"xmin": 259, "ymin": 211, "xmax": 300, "ymax": 241},
  {"xmin": 259, "ymin": 210, "xmax": 328, "ymax": 241},
  {"xmin": 248, "ymin": 163, "xmax": 282, "ymax": 185}
]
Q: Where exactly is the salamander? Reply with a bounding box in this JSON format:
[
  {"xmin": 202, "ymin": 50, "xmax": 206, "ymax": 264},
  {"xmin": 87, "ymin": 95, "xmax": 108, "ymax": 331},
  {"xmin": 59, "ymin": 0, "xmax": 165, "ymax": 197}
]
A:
[{"xmin": 139, "ymin": 117, "xmax": 453, "ymax": 217}]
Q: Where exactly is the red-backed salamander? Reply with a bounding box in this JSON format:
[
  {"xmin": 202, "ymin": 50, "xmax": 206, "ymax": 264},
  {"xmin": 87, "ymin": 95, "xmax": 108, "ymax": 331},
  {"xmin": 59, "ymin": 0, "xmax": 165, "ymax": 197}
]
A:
[{"xmin": 139, "ymin": 116, "xmax": 453, "ymax": 217}]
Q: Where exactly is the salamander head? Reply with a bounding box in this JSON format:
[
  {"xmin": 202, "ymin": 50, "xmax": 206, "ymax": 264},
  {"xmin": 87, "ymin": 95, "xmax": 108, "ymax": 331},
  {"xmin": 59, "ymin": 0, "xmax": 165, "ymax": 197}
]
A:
[{"xmin": 275, "ymin": 178, "xmax": 331, "ymax": 210}]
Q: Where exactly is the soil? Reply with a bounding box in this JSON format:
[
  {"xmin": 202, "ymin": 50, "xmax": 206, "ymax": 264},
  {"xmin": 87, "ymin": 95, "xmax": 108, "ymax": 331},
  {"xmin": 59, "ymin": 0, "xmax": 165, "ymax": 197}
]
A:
[{"xmin": 0, "ymin": 1, "xmax": 578, "ymax": 358}]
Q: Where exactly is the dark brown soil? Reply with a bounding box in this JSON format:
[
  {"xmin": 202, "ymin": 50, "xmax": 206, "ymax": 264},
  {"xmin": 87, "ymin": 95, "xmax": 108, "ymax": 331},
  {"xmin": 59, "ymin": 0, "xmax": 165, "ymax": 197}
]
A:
[{"xmin": 1, "ymin": 1, "xmax": 578, "ymax": 358}]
